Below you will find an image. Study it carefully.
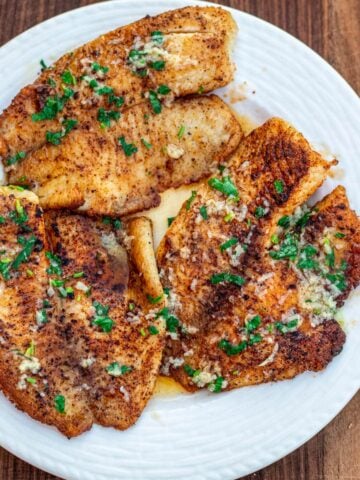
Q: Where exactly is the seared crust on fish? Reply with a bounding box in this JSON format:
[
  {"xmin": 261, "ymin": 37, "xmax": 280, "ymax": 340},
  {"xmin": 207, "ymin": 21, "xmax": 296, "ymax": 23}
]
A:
[
  {"xmin": 0, "ymin": 6, "xmax": 237, "ymax": 161},
  {"xmin": 157, "ymin": 119, "xmax": 358, "ymax": 393},
  {"xmin": 9, "ymin": 95, "xmax": 242, "ymax": 216}
]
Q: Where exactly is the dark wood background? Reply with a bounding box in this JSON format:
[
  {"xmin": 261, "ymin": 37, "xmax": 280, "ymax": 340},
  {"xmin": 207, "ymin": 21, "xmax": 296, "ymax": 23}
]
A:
[{"xmin": 0, "ymin": 0, "xmax": 359, "ymax": 479}]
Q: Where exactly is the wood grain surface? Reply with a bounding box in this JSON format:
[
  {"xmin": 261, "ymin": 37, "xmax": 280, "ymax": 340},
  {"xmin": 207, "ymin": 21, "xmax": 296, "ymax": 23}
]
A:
[{"xmin": 0, "ymin": 0, "xmax": 359, "ymax": 479}]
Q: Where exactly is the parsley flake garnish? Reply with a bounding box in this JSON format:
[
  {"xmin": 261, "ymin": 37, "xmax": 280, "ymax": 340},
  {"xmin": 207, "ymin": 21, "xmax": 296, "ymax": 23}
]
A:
[
  {"xmin": 46, "ymin": 118, "xmax": 77, "ymax": 145},
  {"xmin": 255, "ymin": 206, "xmax": 266, "ymax": 218},
  {"xmin": 98, "ymin": 108, "xmax": 120, "ymax": 128},
  {"xmin": 167, "ymin": 217, "xmax": 175, "ymax": 227},
  {"xmin": 141, "ymin": 138, "xmax": 152, "ymax": 149},
  {"xmin": 92, "ymin": 301, "xmax": 114, "ymax": 332},
  {"xmin": 275, "ymin": 318, "xmax": 298, "ymax": 334},
  {"xmin": 54, "ymin": 394, "xmax": 65, "ymax": 413},
  {"xmin": 151, "ymin": 31, "xmax": 164, "ymax": 44},
  {"xmin": 6, "ymin": 151, "xmax": 26, "ymax": 166},
  {"xmin": 210, "ymin": 272, "xmax": 245, "ymax": 287},
  {"xmin": 106, "ymin": 362, "xmax": 132, "ymax": 376},
  {"xmin": 146, "ymin": 294, "xmax": 163, "ymax": 304},
  {"xmin": 218, "ymin": 339, "xmax": 247, "ymax": 356},
  {"xmin": 177, "ymin": 125, "xmax": 186, "ymax": 139},
  {"xmin": 186, "ymin": 191, "xmax": 197, "ymax": 210},
  {"xmin": 40, "ymin": 59, "xmax": 48, "ymax": 72},
  {"xmin": 32, "ymin": 89, "xmax": 74, "ymax": 121},
  {"xmin": 199, "ymin": 205, "xmax": 208, "ymax": 220},
  {"xmin": 220, "ymin": 237, "xmax": 238, "ymax": 252},
  {"xmin": 45, "ymin": 251, "xmax": 63, "ymax": 276},
  {"xmin": 91, "ymin": 62, "xmax": 109, "ymax": 74},
  {"xmin": 208, "ymin": 176, "xmax": 238, "ymax": 199},
  {"xmin": 274, "ymin": 179, "xmax": 284, "ymax": 194},
  {"xmin": 119, "ymin": 136, "xmax": 138, "ymax": 156},
  {"xmin": 61, "ymin": 69, "xmax": 77, "ymax": 85}
]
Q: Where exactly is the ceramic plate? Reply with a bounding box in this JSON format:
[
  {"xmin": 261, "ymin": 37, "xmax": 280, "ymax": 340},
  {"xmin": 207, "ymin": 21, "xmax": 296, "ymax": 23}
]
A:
[{"xmin": 0, "ymin": 1, "xmax": 359, "ymax": 479}]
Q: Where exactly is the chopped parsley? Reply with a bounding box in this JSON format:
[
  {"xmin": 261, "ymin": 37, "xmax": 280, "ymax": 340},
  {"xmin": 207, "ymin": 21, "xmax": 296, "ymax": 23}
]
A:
[
  {"xmin": 177, "ymin": 125, "xmax": 186, "ymax": 139},
  {"xmin": 98, "ymin": 108, "xmax": 120, "ymax": 128},
  {"xmin": 6, "ymin": 151, "xmax": 26, "ymax": 166},
  {"xmin": 271, "ymin": 234, "xmax": 279, "ymax": 244},
  {"xmin": 198, "ymin": 85, "xmax": 204, "ymax": 94},
  {"xmin": 275, "ymin": 318, "xmax": 298, "ymax": 334},
  {"xmin": 25, "ymin": 340, "xmax": 36, "ymax": 357},
  {"xmin": 151, "ymin": 31, "xmax": 164, "ymax": 44},
  {"xmin": 148, "ymin": 86, "xmax": 171, "ymax": 114},
  {"xmin": 9, "ymin": 199, "xmax": 28, "ymax": 226},
  {"xmin": 199, "ymin": 205, "xmax": 208, "ymax": 220},
  {"xmin": 46, "ymin": 118, "xmax": 77, "ymax": 145},
  {"xmin": 106, "ymin": 362, "xmax": 132, "ymax": 376},
  {"xmin": 218, "ymin": 338, "xmax": 247, "ymax": 356},
  {"xmin": 208, "ymin": 176, "xmax": 238, "ymax": 199},
  {"xmin": 146, "ymin": 294, "xmax": 163, "ymax": 304},
  {"xmin": 92, "ymin": 301, "xmax": 114, "ymax": 332},
  {"xmin": 167, "ymin": 217, "xmax": 175, "ymax": 227},
  {"xmin": 148, "ymin": 325, "xmax": 159, "ymax": 335},
  {"xmin": 108, "ymin": 93, "xmax": 124, "ymax": 108},
  {"xmin": 119, "ymin": 136, "xmax": 138, "ymax": 156},
  {"xmin": 335, "ymin": 232, "xmax": 346, "ymax": 239},
  {"xmin": 156, "ymin": 307, "xmax": 179, "ymax": 332},
  {"xmin": 32, "ymin": 89, "xmax": 74, "ymax": 121},
  {"xmin": 186, "ymin": 191, "xmax": 197, "ymax": 210},
  {"xmin": 102, "ymin": 216, "xmax": 122, "ymax": 230},
  {"xmin": 274, "ymin": 179, "xmax": 284, "ymax": 194},
  {"xmin": 255, "ymin": 206, "xmax": 265, "ymax": 218},
  {"xmin": 183, "ymin": 364, "xmax": 197, "ymax": 377},
  {"xmin": 36, "ymin": 309, "xmax": 48, "ymax": 325},
  {"xmin": 141, "ymin": 138, "xmax": 152, "ymax": 149},
  {"xmin": 61, "ymin": 69, "xmax": 77, "ymax": 85},
  {"xmin": 97, "ymin": 85, "xmax": 113, "ymax": 95},
  {"xmin": 54, "ymin": 394, "xmax": 65, "ymax": 414},
  {"xmin": 149, "ymin": 60, "xmax": 165, "ymax": 71},
  {"xmin": 245, "ymin": 315, "xmax": 261, "ymax": 333},
  {"xmin": 45, "ymin": 251, "xmax": 63, "ymax": 276},
  {"xmin": 220, "ymin": 237, "xmax": 238, "ymax": 252},
  {"xmin": 209, "ymin": 376, "xmax": 225, "ymax": 393},
  {"xmin": 210, "ymin": 272, "xmax": 245, "ymax": 287},
  {"xmin": 297, "ymin": 244, "xmax": 318, "ymax": 270},
  {"xmin": 40, "ymin": 59, "xmax": 48, "ymax": 72},
  {"xmin": 296, "ymin": 210, "xmax": 312, "ymax": 229},
  {"xmin": 269, "ymin": 232, "xmax": 298, "ymax": 260},
  {"xmin": 277, "ymin": 215, "xmax": 290, "ymax": 228},
  {"xmin": 91, "ymin": 62, "xmax": 109, "ymax": 74}
]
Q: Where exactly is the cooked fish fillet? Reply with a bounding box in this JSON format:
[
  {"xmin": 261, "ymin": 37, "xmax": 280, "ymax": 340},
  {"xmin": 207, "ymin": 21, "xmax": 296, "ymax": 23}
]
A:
[
  {"xmin": 156, "ymin": 118, "xmax": 358, "ymax": 392},
  {"xmin": 45, "ymin": 212, "xmax": 165, "ymax": 430},
  {"xmin": 9, "ymin": 95, "xmax": 242, "ymax": 216},
  {"xmin": 0, "ymin": 6, "xmax": 236, "ymax": 162},
  {"xmin": 0, "ymin": 187, "xmax": 93, "ymax": 437},
  {"xmin": 0, "ymin": 188, "xmax": 165, "ymax": 436}
]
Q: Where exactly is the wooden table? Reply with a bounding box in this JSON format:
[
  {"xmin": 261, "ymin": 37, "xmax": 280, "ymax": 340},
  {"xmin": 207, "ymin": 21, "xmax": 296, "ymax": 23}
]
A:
[{"xmin": 0, "ymin": 0, "xmax": 359, "ymax": 478}]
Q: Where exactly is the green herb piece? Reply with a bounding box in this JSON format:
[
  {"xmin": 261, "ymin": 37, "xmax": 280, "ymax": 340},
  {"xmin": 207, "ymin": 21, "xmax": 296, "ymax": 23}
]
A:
[
  {"xmin": 96, "ymin": 85, "xmax": 113, "ymax": 95},
  {"xmin": 269, "ymin": 232, "xmax": 298, "ymax": 261},
  {"xmin": 335, "ymin": 232, "xmax": 346, "ymax": 239},
  {"xmin": 183, "ymin": 364, "xmax": 196, "ymax": 377},
  {"xmin": 249, "ymin": 333, "xmax": 262, "ymax": 345},
  {"xmin": 92, "ymin": 301, "xmax": 114, "ymax": 332},
  {"xmin": 113, "ymin": 219, "xmax": 122, "ymax": 230},
  {"xmin": 61, "ymin": 70, "xmax": 77, "ymax": 85},
  {"xmin": 271, "ymin": 234, "xmax": 279, "ymax": 244},
  {"xmin": 73, "ymin": 271, "xmax": 84, "ymax": 278},
  {"xmin": 275, "ymin": 318, "xmax": 298, "ymax": 334},
  {"xmin": 148, "ymin": 90, "xmax": 162, "ymax": 114},
  {"xmin": 325, "ymin": 247, "xmax": 335, "ymax": 269},
  {"xmin": 36, "ymin": 309, "xmax": 48, "ymax": 325},
  {"xmin": 277, "ymin": 215, "xmax": 290, "ymax": 228},
  {"xmin": 43, "ymin": 299, "xmax": 51, "ymax": 308},
  {"xmin": 40, "ymin": 59, "xmax": 48, "ymax": 71},
  {"xmin": 128, "ymin": 302, "xmax": 135, "ymax": 311},
  {"xmin": 0, "ymin": 259, "xmax": 11, "ymax": 281},
  {"xmin": 186, "ymin": 191, "xmax": 197, "ymax": 210},
  {"xmin": 149, "ymin": 60, "xmax": 165, "ymax": 71},
  {"xmin": 295, "ymin": 210, "xmax": 312, "ymax": 228},
  {"xmin": 146, "ymin": 294, "xmax": 163, "ymax": 304},
  {"xmin": 255, "ymin": 206, "xmax": 265, "ymax": 218},
  {"xmin": 32, "ymin": 90, "xmax": 74, "ymax": 121},
  {"xmin": 91, "ymin": 62, "xmax": 109, "ymax": 74},
  {"xmin": 48, "ymin": 78, "xmax": 56, "ymax": 88},
  {"xmin": 141, "ymin": 138, "xmax": 152, "ymax": 149},
  {"xmin": 245, "ymin": 315, "xmax": 261, "ymax": 333},
  {"xmin": 297, "ymin": 244, "xmax": 318, "ymax": 270},
  {"xmin": 54, "ymin": 394, "xmax": 65, "ymax": 413},
  {"xmin": 106, "ymin": 362, "xmax": 132, "ymax": 376},
  {"xmin": 6, "ymin": 151, "xmax": 26, "ymax": 166},
  {"xmin": 26, "ymin": 377, "xmax": 37, "ymax": 385},
  {"xmin": 9, "ymin": 199, "xmax": 28, "ymax": 225},
  {"xmin": 325, "ymin": 272, "xmax": 347, "ymax": 292},
  {"xmin": 25, "ymin": 340, "xmax": 35, "ymax": 357},
  {"xmin": 163, "ymin": 287, "xmax": 170, "ymax": 296},
  {"xmin": 167, "ymin": 217, "xmax": 175, "ymax": 227},
  {"xmin": 208, "ymin": 176, "xmax": 238, "ymax": 199},
  {"xmin": 218, "ymin": 338, "xmax": 247, "ymax": 356},
  {"xmin": 198, "ymin": 85, "xmax": 204, "ymax": 94},
  {"xmin": 98, "ymin": 108, "xmax": 120, "ymax": 128},
  {"xmin": 51, "ymin": 279, "xmax": 65, "ymax": 287},
  {"xmin": 12, "ymin": 236, "xmax": 37, "ymax": 270},
  {"xmin": 209, "ymin": 376, "xmax": 225, "ymax": 393},
  {"xmin": 274, "ymin": 179, "xmax": 284, "ymax": 194},
  {"xmin": 177, "ymin": 125, "xmax": 186, "ymax": 139},
  {"xmin": 119, "ymin": 136, "xmax": 138, "ymax": 156},
  {"xmin": 148, "ymin": 325, "xmax": 159, "ymax": 335},
  {"xmin": 220, "ymin": 237, "xmax": 238, "ymax": 252},
  {"xmin": 45, "ymin": 251, "xmax": 63, "ymax": 276},
  {"xmin": 224, "ymin": 212, "xmax": 235, "ymax": 223},
  {"xmin": 108, "ymin": 94, "xmax": 124, "ymax": 108},
  {"xmin": 156, "ymin": 307, "xmax": 179, "ymax": 332},
  {"xmin": 0, "ymin": 216, "xmax": 5, "ymax": 224},
  {"xmin": 151, "ymin": 30, "xmax": 164, "ymax": 44},
  {"xmin": 210, "ymin": 272, "xmax": 245, "ymax": 287},
  {"xmin": 158, "ymin": 85, "xmax": 171, "ymax": 95},
  {"xmin": 199, "ymin": 205, "xmax": 208, "ymax": 220},
  {"xmin": 46, "ymin": 118, "xmax": 77, "ymax": 145}
]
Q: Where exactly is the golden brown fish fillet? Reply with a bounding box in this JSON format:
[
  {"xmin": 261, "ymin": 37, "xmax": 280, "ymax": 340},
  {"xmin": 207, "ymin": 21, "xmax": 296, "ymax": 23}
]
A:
[
  {"xmin": 44, "ymin": 212, "xmax": 165, "ymax": 431},
  {"xmin": 9, "ymin": 95, "xmax": 242, "ymax": 216},
  {"xmin": 156, "ymin": 118, "xmax": 357, "ymax": 392},
  {"xmin": 0, "ymin": 188, "xmax": 165, "ymax": 436},
  {"xmin": 0, "ymin": 6, "xmax": 236, "ymax": 162},
  {"xmin": 0, "ymin": 187, "xmax": 93, "ymax": 437}
]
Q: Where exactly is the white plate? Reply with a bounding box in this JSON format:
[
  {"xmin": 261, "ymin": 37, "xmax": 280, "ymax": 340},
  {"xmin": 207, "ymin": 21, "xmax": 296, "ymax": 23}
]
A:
[{"xmin": 0, "ymin": 1, "xmax": 359, "ymax": 479}]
